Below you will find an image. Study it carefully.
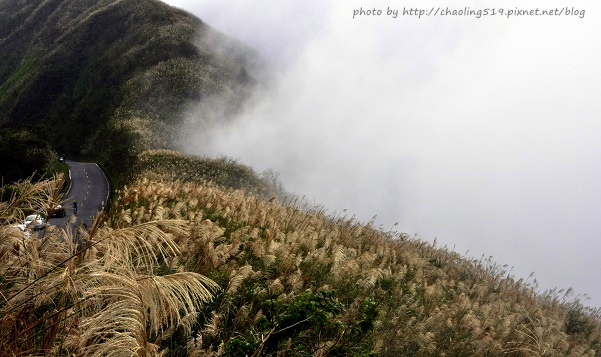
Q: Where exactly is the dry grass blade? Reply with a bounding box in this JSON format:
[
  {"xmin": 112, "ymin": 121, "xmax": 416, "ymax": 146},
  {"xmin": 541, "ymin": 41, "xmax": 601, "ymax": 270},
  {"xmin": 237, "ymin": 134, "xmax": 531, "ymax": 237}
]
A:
[
  {"xmin": 0, "ymin": 174, "xmax": 66, "ymax": 225},
  {"xmin": 1, "ymin": 176, "xmax": 221, "ymax": 355},
  {"xmin": 92, "ymin": 220, "xmax": 188, "ymax": 272},
  {"xmin": 78, "ymin": 271, "xmax": 219, "ymax": 356}
]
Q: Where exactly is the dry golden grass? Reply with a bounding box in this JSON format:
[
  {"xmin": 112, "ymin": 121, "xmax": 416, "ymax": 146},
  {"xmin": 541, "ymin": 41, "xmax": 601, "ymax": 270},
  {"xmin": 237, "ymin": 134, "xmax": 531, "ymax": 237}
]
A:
[
  {"xmin": 0, "ymin": 177, "xmax": 219, "ymax": 356},
  {"xmin": 133, "ymin": 149, "xmax": 270, "ymax": 195},
  {"xmin": 3, "ymin": 171, "xmax": 600, "ymax": 355},
  {"xmin": 107, "ymin": 175, "xmax": 601, "ymax": 356}
]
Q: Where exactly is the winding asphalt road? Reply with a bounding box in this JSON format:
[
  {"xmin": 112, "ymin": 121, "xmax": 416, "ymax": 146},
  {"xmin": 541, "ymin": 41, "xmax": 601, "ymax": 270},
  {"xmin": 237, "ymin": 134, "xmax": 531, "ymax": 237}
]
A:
[{"xmin": 48, "ymin": 161, "xmax": 110, "ymax": 228}]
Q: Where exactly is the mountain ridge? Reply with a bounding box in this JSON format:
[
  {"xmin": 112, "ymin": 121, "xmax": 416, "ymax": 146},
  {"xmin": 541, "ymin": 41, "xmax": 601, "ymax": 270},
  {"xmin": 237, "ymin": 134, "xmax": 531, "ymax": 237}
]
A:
[{"xmin": 0, "ymin": 0, "xmax": 254, "ymax": 179}]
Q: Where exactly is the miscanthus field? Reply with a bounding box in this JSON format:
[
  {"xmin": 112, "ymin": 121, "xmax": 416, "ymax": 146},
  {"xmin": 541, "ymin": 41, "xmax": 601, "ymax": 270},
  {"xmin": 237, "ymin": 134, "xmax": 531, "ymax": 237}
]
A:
[{"xmin": 1, "ymin": 150, "xmax": 600, "ymax": 356}]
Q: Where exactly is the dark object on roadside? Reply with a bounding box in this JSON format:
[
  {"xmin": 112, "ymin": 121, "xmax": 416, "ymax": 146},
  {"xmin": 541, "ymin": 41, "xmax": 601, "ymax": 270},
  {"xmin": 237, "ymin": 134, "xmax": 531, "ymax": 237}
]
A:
[
  {"xmin": 73, "ymin": 201, "xmax": 78, "ymax": 215},
  {"xmin": 59, "ymin": 154, "xmax": 66, "ymax": 163},
  {"xmin": 49, "ymin": 204, "xmax": 66, "ymax": 217}
]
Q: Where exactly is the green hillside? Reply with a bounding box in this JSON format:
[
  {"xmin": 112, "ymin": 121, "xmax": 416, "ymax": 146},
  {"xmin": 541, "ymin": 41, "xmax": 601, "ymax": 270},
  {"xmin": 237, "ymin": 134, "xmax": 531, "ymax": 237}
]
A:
[{"xmin": 0, "ymin": 0, "xmax": 254, "ymax": 181}]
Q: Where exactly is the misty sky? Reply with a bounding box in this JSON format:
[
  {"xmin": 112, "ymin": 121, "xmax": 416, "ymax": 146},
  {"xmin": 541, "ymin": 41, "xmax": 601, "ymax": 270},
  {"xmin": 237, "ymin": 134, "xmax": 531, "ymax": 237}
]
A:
[{"xmin": 162, "ymin": 0, "xmax": 601, "ymax": 307}]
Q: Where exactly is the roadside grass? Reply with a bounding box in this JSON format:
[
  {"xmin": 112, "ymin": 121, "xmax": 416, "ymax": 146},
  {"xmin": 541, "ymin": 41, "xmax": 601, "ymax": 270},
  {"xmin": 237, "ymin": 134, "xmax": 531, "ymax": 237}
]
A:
[
  {"xmin": 0, "ymin": 176, "xmax": 219, "ymax": 355},
  {"xmin": 94, "ymin": 161, "xmax": 114, "ymax": 210},
  {"xmin": 55, "ymin": 162, "xmax": 70, "ymax": 193}
]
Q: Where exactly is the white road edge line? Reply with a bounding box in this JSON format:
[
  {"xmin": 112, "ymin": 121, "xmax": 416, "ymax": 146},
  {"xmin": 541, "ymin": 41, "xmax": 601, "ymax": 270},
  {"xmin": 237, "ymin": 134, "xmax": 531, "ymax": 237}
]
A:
[
  {"xmin": 65, "ymin": 164, "xmax": 73, "ymax": 201},
  {"xmin": 95, "ymin": 163, "xmax": 110, "ymax": 208}
]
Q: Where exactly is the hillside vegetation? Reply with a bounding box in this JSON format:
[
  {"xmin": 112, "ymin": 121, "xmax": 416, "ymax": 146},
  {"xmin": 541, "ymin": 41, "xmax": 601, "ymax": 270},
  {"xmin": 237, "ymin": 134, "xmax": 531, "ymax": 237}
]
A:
[
  {"xmin": 0, "ymin": 127, "xmax": 58, "ymax": 183},
  {"xmin": 0, "ymin": 0, "xmax": 254, "ymax": 182},
  {"xmin": 134, "ymin": 149, "xmax": 289, "ymax": 199},
  {"xmin": 0, "ymin": 176, "xmax": 218, "ymax": 355},
  {"xmin": 1, "ymin": 168, "xmax": 600, "ymax": 355},
  {"xmin": 2, "ymin": 0, "xmax": 601, "ymax": 355},
  {"xmin": 111, "ymin": 162, "xmax": 601, "ymax": 356}
]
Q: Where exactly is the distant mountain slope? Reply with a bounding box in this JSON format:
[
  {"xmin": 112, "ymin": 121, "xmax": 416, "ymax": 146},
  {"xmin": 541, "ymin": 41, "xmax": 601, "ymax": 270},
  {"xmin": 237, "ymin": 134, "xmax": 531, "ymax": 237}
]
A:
[{"xmin": 0, "ymin": 0, "xmax": 254, "ymax": 171}]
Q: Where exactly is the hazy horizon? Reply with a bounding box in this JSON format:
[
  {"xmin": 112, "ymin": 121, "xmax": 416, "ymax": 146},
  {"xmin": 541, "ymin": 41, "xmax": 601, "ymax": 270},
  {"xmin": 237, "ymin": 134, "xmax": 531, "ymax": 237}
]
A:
[{"xmin": 163, "ymin": 0, "xmax": 601, "ymax": 307}]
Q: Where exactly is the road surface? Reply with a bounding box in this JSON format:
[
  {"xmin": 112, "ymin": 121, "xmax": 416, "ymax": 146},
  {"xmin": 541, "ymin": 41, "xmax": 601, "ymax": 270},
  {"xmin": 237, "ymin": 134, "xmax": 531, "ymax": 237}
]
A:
[{"xmin": 48, "ymin": 161, "xmax": 110, "ymax": 228}]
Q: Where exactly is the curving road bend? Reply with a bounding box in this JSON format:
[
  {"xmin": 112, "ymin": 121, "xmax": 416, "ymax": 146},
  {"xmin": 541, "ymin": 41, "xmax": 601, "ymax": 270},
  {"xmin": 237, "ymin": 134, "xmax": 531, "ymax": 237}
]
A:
[{"xmin": 49, "ymin": 161, "xmax": 109, "ymax": 228}]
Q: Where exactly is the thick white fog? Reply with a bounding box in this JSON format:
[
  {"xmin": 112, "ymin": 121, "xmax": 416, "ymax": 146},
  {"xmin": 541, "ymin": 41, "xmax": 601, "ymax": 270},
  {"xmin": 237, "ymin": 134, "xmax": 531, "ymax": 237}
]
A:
[{"xmin": 163, "ymin": 0, "xmax": 601, "ymax": 307}]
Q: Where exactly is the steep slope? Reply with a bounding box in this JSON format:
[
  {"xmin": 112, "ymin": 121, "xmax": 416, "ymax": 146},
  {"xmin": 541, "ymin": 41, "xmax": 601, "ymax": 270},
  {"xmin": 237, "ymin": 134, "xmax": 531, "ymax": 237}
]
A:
[
  {"xmin": 0, "ymin": 0, "xmax": 254, "ymax": 178},
  {"xmin": 2, "ymin": 161, "xmax": 600, "ymax": 355},
  {"xmin": 107, "ymin": 167, "xmax": 601, "ymax": 356}
]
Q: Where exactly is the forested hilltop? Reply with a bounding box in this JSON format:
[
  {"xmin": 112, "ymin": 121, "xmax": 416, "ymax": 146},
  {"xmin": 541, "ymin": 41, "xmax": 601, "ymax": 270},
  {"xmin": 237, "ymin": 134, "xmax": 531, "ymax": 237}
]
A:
[
  {"xmin": 1, "ymin": 1, "xmax": 600, "ymax": 356},
  {"xmin": 0, "ymin": 0, "xmax": 254, "ymax": 182}
]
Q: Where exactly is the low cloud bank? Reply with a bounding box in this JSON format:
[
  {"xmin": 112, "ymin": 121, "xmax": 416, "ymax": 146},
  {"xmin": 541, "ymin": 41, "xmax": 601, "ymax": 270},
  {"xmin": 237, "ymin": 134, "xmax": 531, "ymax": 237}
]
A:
[{"xmin": 165, "ymin": 0, "xmax": 601, "ymax": 307}]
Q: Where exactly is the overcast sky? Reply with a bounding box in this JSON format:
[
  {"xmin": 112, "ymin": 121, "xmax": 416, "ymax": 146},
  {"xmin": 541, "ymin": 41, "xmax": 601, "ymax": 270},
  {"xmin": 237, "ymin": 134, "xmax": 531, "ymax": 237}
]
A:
[{"xmin": 163, "ymin": 0, "xmax": 601, "ymax": 307}]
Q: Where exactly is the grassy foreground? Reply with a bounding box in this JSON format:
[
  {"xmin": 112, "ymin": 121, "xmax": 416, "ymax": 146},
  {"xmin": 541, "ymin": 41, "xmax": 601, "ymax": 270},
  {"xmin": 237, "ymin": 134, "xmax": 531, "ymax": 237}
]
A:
[
  {"xmin": 3, "ymin": 156, "xmax": 600, "ymax": 355},
  {"xmin": 0, "ymin": 176, "xmax": 218, "ymax": 355}
]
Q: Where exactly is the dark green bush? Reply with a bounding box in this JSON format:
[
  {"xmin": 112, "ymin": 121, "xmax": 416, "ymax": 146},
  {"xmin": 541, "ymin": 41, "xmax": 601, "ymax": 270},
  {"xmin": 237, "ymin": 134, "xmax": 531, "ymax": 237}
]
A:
[
  {"xmin": 222, "ymin": 291, "xmax": 378, "ymax": 356},
  {"xmin": 0, "ymin": 128, "xmax": 57, "ymax": 183}
]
